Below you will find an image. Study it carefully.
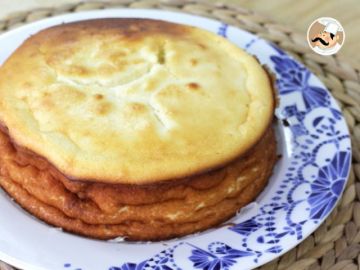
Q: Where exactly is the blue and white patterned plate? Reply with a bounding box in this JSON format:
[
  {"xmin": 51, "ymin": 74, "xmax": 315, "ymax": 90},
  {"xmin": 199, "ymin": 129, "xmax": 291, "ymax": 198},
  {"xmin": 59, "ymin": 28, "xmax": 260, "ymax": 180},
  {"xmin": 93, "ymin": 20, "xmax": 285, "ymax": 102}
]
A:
[{"xmin": 0, "ymin": 9, "xmax": 351, "ymax": 270}]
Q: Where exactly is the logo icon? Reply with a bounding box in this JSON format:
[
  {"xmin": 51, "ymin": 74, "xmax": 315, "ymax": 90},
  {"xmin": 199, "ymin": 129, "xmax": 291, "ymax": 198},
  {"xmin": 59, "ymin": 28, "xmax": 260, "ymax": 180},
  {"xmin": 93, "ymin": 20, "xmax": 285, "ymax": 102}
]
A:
[{"xmin": 307, "ymin": 17, "xmax": 345, "ymax": 56}]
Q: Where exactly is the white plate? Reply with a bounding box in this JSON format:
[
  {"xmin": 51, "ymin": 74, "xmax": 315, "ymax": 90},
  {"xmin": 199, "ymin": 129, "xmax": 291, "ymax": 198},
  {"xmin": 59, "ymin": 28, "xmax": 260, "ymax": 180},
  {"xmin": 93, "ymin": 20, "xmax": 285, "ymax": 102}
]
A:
[{"xmin": 0, "ymin": 9, "xmax": 351, "ymax": 270}]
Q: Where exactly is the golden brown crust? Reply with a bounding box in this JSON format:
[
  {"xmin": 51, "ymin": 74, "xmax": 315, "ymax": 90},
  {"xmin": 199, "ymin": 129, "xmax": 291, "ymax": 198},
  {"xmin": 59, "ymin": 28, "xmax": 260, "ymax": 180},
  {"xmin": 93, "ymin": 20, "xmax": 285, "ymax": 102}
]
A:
[
  {"xmin": 0, "ymin": 174, "xmax": 270, "ymax": 240},
  {"xmin": 0, "ymin": 126, "xmax": 277, "ymax": 240},
  {"xmin": 0, "ymin": 19, "xmax": 275, "ymax": 184}
]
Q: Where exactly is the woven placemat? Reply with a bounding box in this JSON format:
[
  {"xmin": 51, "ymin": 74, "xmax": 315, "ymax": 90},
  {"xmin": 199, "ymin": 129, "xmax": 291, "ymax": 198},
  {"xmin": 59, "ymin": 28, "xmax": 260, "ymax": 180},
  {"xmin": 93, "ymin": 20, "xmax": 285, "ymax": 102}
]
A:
[{"xmin": 0, "ymin": 1, "xmax": 359, "ymax": 270}]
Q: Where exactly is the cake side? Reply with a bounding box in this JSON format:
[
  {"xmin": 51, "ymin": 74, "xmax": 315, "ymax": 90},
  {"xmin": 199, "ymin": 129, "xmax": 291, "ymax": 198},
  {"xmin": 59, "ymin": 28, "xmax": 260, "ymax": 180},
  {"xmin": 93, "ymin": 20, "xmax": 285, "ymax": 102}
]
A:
[{"xmin": 0, "ymin": 126, "xmax": 277, "ymax": 240}]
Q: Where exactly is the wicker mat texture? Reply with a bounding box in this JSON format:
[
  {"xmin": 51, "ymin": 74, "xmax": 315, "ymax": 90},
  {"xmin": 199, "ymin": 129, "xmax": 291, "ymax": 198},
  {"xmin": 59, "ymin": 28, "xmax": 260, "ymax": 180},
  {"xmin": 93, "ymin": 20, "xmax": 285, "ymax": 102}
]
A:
[{"xmin": 0, "ymin": 1, "xmax": 359, "ymax": 270}]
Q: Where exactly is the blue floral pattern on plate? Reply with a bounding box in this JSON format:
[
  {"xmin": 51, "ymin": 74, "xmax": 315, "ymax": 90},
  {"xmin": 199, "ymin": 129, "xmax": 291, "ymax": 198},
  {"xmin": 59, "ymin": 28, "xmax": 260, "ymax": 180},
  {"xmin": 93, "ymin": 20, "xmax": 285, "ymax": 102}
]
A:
[{"xmin": 97, "ymin": 21, "xmax": 350, "ymax": 270}]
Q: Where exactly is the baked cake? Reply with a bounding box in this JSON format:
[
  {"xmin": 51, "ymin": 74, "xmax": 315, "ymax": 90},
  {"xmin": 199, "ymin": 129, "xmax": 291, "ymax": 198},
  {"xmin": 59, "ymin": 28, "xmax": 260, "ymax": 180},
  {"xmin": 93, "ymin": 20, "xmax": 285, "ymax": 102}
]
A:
[{"xmin": 0, "ymin": 19, "xmax": 277, "ymax": 240}]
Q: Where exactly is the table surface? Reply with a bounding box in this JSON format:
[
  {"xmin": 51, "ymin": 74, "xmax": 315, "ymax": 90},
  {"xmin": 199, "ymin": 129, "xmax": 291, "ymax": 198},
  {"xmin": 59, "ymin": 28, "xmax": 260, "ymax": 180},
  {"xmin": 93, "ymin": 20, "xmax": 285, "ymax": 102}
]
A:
[{"xmin": 0, "ymin": 0, "xmax": 359, "ymax": 67}]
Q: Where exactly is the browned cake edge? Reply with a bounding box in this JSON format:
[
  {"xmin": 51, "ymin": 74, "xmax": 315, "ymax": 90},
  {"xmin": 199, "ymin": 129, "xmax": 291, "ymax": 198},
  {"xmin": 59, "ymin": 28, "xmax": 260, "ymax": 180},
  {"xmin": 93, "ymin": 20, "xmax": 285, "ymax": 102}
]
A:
[
  {"xmin": 0, "ymin": 126, "xmax": 277, "ymax": 241},
  {"xmin": 0, "ymin": 161, "xmax": 273, "ymax": 241}
]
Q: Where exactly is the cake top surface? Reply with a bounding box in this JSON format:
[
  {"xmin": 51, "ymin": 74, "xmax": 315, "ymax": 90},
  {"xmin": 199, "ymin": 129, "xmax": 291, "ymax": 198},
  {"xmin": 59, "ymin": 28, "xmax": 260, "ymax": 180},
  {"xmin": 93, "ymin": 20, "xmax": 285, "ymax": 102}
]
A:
[{"xmin": 0, "ymin": 19, "xmax": 274, "ymax": 184}]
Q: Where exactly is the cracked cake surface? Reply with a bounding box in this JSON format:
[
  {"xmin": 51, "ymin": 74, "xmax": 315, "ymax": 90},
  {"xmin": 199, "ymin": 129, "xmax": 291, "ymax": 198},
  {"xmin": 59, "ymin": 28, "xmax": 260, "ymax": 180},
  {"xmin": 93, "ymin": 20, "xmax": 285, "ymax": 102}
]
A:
[{"xmin": 0, "ymin": 19, "xmax": 275, "ymax": 184}]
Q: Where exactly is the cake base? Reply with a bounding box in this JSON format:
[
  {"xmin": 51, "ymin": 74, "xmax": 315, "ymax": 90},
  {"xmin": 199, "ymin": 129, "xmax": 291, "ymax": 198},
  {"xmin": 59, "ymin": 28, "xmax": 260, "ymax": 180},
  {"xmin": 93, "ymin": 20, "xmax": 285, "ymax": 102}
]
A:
[{"xmin": 0, "ymin": 127, "xmax": 277, "ymax": 241}]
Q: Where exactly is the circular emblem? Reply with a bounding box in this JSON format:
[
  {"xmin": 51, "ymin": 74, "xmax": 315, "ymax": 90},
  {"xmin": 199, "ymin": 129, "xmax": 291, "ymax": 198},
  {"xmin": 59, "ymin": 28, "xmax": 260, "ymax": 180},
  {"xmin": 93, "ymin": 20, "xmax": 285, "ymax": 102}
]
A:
[{"xmin": 307, "ymin": 17, "xmax": 345, "ymax": 56}]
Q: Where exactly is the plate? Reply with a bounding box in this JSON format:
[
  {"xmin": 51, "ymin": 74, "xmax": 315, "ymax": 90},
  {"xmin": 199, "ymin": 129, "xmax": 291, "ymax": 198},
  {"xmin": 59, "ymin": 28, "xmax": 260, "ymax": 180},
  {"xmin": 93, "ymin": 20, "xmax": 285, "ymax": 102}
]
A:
[{"xmin": 0, "ymin": 9, "xmax": 351, "ymax": 270}]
